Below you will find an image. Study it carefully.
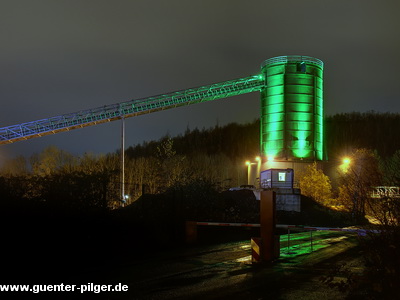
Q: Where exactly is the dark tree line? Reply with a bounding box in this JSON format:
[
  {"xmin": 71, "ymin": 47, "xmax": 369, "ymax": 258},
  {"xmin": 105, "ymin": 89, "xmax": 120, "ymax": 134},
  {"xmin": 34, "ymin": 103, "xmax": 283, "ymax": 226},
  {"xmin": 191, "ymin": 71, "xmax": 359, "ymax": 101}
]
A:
[
  {"xmin": 0, "ymin": 150, "xmax": 121, "ymax": 210},
  {"xmin": 2, "ymin": 112, "xmax": 400, "ymax": 210},
  {"xmin": 0, "ymin": 120, "xmax": 261, "ymax": 209},
  {"xmin": 326, "ymin": 111, "xmax": 400, "ymax": 159},
  {"xmin": 125, "ymin": 121, "xmax": 260, "ymax": 160},
  {"xmin": 127, "ymin": 111, "xmax": 400, "ymax": 162}
]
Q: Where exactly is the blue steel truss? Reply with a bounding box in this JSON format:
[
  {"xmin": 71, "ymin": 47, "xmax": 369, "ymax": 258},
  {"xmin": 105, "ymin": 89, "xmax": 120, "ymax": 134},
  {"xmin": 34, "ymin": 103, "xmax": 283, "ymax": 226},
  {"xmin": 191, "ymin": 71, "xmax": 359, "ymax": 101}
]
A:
[{"xmin": 0, "ymin": 75, "xmax": 264, "ymax": 144}]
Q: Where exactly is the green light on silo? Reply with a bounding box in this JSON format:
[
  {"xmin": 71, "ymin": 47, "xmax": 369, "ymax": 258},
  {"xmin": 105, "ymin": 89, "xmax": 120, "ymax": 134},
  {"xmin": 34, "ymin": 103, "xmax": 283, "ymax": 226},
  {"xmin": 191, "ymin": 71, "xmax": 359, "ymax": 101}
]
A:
[{"xmin": 260, "ymin": 56, "xmax": 324, "ymax": 161}]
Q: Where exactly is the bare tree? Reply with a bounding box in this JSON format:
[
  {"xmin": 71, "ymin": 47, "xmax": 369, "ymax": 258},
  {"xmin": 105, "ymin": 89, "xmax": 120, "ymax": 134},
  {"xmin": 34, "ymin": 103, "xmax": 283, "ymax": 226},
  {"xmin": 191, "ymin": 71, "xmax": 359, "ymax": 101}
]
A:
[
  {"xmin": 0, "ymin": 155, "xmax": 28, "ymax": 176},
  {"xmin": 30, "ymin": 145, "xmax": 77, "ymax": 176},
  {"xmin": 156, "ymin": 137, "xmax": 187, "ymax": 190},
  {"xmin": 337, "ymin": 149, "xmax": 382, "ymax": 220}
]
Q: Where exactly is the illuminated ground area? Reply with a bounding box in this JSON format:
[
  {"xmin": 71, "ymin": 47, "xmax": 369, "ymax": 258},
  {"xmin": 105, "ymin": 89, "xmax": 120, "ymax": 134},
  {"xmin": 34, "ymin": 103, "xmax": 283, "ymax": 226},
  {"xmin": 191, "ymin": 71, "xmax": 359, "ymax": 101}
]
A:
[{"xmin": 53, "ymin": 231, "xmax": 361, "ymax": 300}]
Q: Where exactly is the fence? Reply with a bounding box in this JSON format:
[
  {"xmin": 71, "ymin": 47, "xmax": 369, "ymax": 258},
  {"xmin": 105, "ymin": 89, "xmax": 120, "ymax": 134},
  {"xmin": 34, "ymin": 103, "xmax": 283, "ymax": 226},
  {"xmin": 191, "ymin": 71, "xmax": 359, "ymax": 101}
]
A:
[{"xmin": 187, "ymin": 221, "xmax": 379, "ymax": 255}]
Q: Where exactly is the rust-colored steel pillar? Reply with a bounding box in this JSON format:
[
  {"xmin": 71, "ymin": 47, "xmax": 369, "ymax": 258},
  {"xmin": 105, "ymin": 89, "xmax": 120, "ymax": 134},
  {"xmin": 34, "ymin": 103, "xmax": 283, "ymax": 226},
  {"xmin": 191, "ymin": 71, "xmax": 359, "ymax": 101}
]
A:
[{"xmin": 260, "ymin": 190, "xmax": 278, "ymax": 261}]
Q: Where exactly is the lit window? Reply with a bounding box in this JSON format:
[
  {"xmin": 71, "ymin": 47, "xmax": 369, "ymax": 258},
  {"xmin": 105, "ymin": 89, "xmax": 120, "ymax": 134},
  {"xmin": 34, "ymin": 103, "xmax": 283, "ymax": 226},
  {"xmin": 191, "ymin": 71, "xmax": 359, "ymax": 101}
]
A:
[{"xmin": 278, "ymin": 172, "xmax": 286, "ymax": 182}]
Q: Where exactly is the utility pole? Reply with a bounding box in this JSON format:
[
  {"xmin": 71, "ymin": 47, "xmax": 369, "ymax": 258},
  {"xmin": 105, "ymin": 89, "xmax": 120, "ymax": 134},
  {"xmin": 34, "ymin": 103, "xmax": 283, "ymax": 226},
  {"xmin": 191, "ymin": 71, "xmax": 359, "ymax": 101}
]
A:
[{"xmin": 121, "ymin": 116, "xmax": 125, "ymax": 207}]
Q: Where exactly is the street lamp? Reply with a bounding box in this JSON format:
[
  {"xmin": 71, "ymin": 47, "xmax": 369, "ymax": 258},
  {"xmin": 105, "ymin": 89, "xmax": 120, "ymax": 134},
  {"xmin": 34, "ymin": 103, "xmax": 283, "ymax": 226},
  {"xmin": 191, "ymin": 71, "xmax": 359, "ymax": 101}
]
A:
[
  {"xmin": 246, "ymin": 157, "xmax": 262, "ymax": 186},
  {"xmin": 255, "ymin": 156, "xmax": 262, "ymax": 187},
  {"xmin": 246, "ymin": 161, "xmax": 256, "ymax": 185},
  {"xmin": 340, "ymin": 157, "xmax": 351, "ymax": 173}
]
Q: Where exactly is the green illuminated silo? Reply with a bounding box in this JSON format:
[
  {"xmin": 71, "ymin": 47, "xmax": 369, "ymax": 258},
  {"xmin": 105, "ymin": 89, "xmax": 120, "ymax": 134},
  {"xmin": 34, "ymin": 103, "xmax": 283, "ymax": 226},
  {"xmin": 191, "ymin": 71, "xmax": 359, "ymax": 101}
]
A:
[{"xmin": 260, "ymin": 56, "xmax": 324, "ymax": 161}]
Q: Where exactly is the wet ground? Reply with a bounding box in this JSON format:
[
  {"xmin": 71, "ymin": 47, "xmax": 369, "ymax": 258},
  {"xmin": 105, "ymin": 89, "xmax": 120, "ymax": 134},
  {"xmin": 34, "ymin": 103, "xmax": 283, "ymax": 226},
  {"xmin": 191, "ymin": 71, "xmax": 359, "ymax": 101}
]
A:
[{"xmin": 57, "ymin": 230, "xmax": 363, "ymax": 299}]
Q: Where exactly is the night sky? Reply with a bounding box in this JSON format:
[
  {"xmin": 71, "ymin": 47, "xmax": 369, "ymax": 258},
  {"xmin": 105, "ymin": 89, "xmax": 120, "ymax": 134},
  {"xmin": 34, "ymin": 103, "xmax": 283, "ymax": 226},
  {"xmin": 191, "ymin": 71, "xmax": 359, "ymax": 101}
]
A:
[{"xmin": 1, "ymin": 0, "xmax": 399, "ymax": 162}]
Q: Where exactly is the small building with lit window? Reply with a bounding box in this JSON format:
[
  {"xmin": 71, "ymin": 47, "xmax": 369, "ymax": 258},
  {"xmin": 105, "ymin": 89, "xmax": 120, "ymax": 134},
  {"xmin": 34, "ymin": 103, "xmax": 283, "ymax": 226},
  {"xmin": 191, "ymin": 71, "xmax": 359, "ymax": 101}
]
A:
[
  {"xmin": 260, "ymin": 168, "xmax": 294, "ymax": 189},
  {"xmin": 260, "ymin": 168, "xmax": 301, "ymax": 212}
]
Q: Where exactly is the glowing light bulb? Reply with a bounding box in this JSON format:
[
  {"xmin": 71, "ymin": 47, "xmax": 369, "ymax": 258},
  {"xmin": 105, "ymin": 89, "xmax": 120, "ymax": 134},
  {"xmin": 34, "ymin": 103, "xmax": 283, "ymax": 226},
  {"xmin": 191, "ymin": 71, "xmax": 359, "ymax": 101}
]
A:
[{"xmin": 343, "ymin": 158, "xmax": 351, "ymax": 164}]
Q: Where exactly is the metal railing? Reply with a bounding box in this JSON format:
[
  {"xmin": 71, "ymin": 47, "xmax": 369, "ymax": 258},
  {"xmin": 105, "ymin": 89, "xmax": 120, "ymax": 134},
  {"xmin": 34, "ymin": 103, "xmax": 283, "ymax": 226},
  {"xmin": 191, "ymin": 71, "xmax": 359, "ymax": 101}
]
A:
[
  {"xmin": 370, "ymin": 186, "xmax": 400, "ymax": 198},
  {"xmin": 261, "ymin": 55, "xmax": 324, "ymax": 68}
]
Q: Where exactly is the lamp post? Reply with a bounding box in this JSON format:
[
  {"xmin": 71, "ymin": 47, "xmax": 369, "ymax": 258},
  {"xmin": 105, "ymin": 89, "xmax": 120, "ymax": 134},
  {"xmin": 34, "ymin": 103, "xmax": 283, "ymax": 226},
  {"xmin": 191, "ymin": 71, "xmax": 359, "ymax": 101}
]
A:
[
  {"xmin": 246, "ymin": 156, "xmax": 262, "ymax": 186},
  {"xmin": 255, "ymin": 156, "xmax": 261, "ymax": 187},
  {"xmin": 120, "ymin": 117, "xmax": 125, "ymax": 207},
  {"xmin": 246, "ymin": 161, "xmax": 256, "ymax": 185}
]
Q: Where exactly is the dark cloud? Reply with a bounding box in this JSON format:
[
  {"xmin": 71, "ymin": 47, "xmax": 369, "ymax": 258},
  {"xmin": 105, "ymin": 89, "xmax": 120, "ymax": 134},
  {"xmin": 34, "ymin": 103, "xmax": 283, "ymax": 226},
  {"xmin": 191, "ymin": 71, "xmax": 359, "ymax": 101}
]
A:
[{"xmin": 1, "ymin": 0, "xmax": 399, "ymax": 160}]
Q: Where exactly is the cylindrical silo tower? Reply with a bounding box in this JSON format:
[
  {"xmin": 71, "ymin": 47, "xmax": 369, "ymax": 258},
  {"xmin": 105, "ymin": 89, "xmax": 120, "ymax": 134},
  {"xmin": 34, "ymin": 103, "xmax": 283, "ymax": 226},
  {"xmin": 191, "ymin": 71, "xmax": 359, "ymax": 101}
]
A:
[{"xmin": 260, "ymin": 55, "xmax": 324, "ymax": 161}]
